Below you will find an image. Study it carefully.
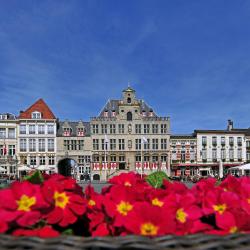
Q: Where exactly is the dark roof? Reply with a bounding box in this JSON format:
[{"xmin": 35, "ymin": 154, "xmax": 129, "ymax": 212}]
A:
[
  {"xmin": 57, "ymin": 121, "xmax": 91, "ymax": 136},
  {"xmin": 97, "ymin": 99, "xmax": 158, "ymax": 118},
  {"xmin": 194, "ymin": 129, "xmax": 247, "ymax": 134},
  {"xmin": 171, "ymin": 134, "xmax": 196, "ymax": 139},
  {"xmin": 18, "ymin": 99, "xmax": 56, "ymax": 119}
]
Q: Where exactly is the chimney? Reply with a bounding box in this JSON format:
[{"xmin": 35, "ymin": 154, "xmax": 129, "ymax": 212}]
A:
[{"xmin": 227, "ymin": 119, "xmax": 233, "ymax": 131}]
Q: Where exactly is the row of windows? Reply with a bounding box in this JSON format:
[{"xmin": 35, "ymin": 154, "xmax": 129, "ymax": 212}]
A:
[
  {"xmin": 91, "ymin": 124, "xmax": 168, "ymax": 134},
  {"xmin": 0, "ymin": 145, "xmax": 15, "ymax": 156},
  {"xmin": 92, "ymin": 138, "xmax": 168, "ymax": 150},
  {"xmin": 201, "ymin": 149, "xmax": 242, "ymax": 160},
  {"xmin": 0, "ymin": 128, "xmax": 16, "ymax": 139},
  {"xmin": 202, "ymin": 136, "xmax": 243, "ymax": 145},
  {"xmin": 64, "ymin": 140, "xmax": 84, "ymax": 151},
  {"xmin": 93, "ymin": 155, "xmax": 168, "ymax": 162},
  {"xmin": 19, "ymin": 139, "xmax": 55, "ymax": 152},
  {"xmin": 63, "ymin": 127, "xmax": 85, "ymax": 136},
  {"xmin": 20, "ymin": 124, "xmax": 55, "ymax": 135},
  {"xmin": 20, "ymin": 155, "xmax": 55, "ymax": 165}
]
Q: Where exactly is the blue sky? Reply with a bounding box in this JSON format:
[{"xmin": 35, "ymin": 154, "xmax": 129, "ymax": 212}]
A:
[{"xmin": 0, "ymin": 0, "xmax": 250, "ymax": 133}]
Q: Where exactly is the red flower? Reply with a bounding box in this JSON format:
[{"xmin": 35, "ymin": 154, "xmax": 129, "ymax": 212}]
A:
[
  {"xmin": 85, "ymin": 185, "xmax": 103, "ymax": 211},
  {"xmin": 124, "ymin": 202, "xmax": 176, "ymax": 236},
  {"xmin": 109, "ymin": 172, "xmax": 144, "ymax": 187},
  {"xmin": 42, "ymin": 176, "xmax": 87, "ymax": 227},
  {"xmin": 202, "ymin": 188, "xmax": 240, "ymax": 216},
  {"xmin": 0, "ymin": 181, "xmax": 48, "ymax": 227},
  {"xmin": 12, "ymin": 226, "xmax": 60, "ymax": 238},
  {"xmin": 88, "ymin": 212, "xmax": 111, "ymax": 236}
]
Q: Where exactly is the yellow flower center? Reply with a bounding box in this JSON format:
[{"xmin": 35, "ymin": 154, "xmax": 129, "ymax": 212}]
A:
[
  {"xmin": 17, "ymin": 195, "xmax": 36, "ymax": 212},
  {"xmin": 176, "ymin": 208, "xmax": 187, "ymax": 223},
  {"xmin": 116, "ymin": 201, "xmax": 133, "ymax": 216},
  {"xmin": 124, "ymin": 181, "xmax": 132, "ymax": 187},
  {"xmin": 54, "ymin": 191, "xmax": 69, "ymax": 209},
  {"xmin": 213, "ymin": 204, "xmax": 227, "ymax": 215},
  {"xmin": 152, "ymin": 198, "xmax": 164, "ymax": 207},
  {"xmin": 140, "ymin": 222, "xmax": 159, "ymax": 236},
  {"xmin": 229, "ymin": 226, "xmax": 238, "ymax": 234},
  {"xmin": 247, "ymin": 198, "xmax": 250, "ymax": 204},
  {"xmin": 88, "ymin": 199, "xmax": 96, "ymax": 206}
]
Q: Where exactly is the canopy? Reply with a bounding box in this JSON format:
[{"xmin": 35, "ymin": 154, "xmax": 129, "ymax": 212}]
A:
[
  {"xmin": 228, "ymin": 163, "xmax": 250, "ymax": 171},
  {"xmin": 18, "ymin": 166, "xmax": 31, "ymax": 171}
]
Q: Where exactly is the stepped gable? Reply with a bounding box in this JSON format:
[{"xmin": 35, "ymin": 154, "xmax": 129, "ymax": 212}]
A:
[{"xmin": 18, "ymin": 98, "xmax": 56, "ymax": 119}]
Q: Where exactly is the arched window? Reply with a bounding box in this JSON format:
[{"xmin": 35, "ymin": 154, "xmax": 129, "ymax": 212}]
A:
[
  {"xmin": 127, "ymin": 112, "xmax": 132, "ymax": 121},
  {"xmin": 127, "ymin": 97, "xmax": 131, "ymax": 103}
]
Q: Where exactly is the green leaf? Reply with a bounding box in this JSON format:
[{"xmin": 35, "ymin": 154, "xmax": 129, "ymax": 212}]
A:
[
  {"xmin": 24, "ymin": 170, "xmax": 44, "ymax": 184},
  {"xmin": 62, "ymin": 228, "xmax": 74, "ymax": 235},
  {"xmin": 146, "ymin": 171, "xmax": 170, "ymax": 188}
]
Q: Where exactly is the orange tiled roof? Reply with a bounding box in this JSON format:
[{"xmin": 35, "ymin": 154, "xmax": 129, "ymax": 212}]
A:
[{"xmin": 18, "ymin": 98, "xmax": 56, "ymax": 119}]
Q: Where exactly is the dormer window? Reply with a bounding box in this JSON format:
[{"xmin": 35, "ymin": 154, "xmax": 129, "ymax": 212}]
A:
[
  {"xmin": 149, "ymin": 109, "xmax": 154, "ymax": 117},
  {"xmin": 78, "ymin": 127, "xmax": 85, "ymax": 136},
  {"xmin": 112, "ymin": 110, "xmax": 116, "ymax": 117},
  {"xmin": 142, "ymin": 110, "xmax": 146, "ymax": 117},
  {"xmin": 127, "ymin": 97, "xmax": 131, "ymax": 103},
  {"xmin": 32, "ymin": 111, "xmax": 41, "ymax": 119},
  {"xmin": 63, "ymin": 127, "xmax": 71, "ymax": 136},
  {"xmin": 104, "ymin": 110, "xmax": 108, "ymax": 117},
  {"xmin": 127, "ymin": 112, "xmax": 132, "ymax": 121}
]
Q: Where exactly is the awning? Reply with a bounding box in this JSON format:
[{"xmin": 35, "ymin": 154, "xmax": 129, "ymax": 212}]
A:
[{"xmin": 18, "ymin": 166, "xmax": 31, "ymax": 171}]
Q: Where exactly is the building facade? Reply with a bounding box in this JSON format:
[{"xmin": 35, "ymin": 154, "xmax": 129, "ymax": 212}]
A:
[
  {"xmin": 0, "ymin": 113, "xmax": 18, "ymax": 177},
  {"xmin": 17, "ymin": 99, "xmax": 57, "ymax": 177},
  {"xmin": 56, "ymin": 120, "xmax": 92, "ymax": 181},
  {"xmin": 90, "ymin": 87, "xmax": 171, "ymax": 181}
]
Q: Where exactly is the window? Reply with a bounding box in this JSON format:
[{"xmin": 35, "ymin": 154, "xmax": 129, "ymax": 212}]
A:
[
  {"xmin": 93, "ymin": 155, "xmax": 99, "ymax": 162},
  {"xmin": 48, "ymin": 156, "xmax": 55, "ymax": 165},
  {"xmin": 127, "ymin": 112, "xmax": 132, "ymax": 121},
  {"xmin": 202, "ymin": 149, "xmax": 207, "ymax": 160},
  {"xmin": 127, "ymin": 97, "xmax": 131, "ymax": 103},
  {"xmin": 79, "ymin": 140, "xmax": 84, "ymax": 150},
  {"xmin": 229, "ymin": 137, "xmax": 234, "ymax": 145},
  {"xmin": 77, "ymin": 127, "xmax": 85, "ymax": 136},
  {"xmin": 0, "ymin": 128, "xmax": 6, "ymax": 138},
  {"xmin": 161, "ymin": 155, "xmax": 167, "ymax": 162},
  {"xmin": 135, "ymin": 139, "xmax": 141, "ymax": 150},
  {"xmin": 247, "ymin": 141, "xmax": 250, "ymax": 148},
  {"xmin": 202, "ymin": 136, "xmax": 207, "ymax": 145},
  {"xmin": 32, "ymin": 111, "xmax": 41, "ymax": 119},
  {"xmin": 144, "ymin": 155, "xmax": 150, "ymax": 162},
  {"xmin": 101, "ymin": 139, "xmax": 106, "ymax": 151},
  {"xmin": 93, "ymin": 139, "xmax": 99, "ymax": 150},
  {"xmin": 229, "ymin": 148, "xmax": 234, "ymax": 160},
  {"xmin": 110, "ymin": 124, "xmax": 116, "ymax": 134},
  {"xmin": 38, "ymin": 139, "xmax": 45, "ymax": 152},
  {"xmin": 101, "ymin": 124, "xmax": 107, "ymax": 134},
  {"xmin": 135, "ymin": 155, "xmax": 141, "ymax": 162},
  {"xmin": 48, "ymin": 139, "xmax": 54, "ymax": 152},
  {"xmin": 152, "ymin": 139, "xmax": 158, "ymax": 150},
  {"xmin": 63, "ymin": 127, "xmax": 71, "ymax": 136},
  {"xmin": 144, "ymin": 139, "xmax": 150, "ymax": 150},
  {"xmin": 20, "ymin": 125, "xmax": 26, "ymax": 134},
  {"xmin": 161, "ymin": 124, "xmax": 167, "ymax": 134},
  {"xmin": 212, "ymin": 149, "xmax": 217, "ymax": 161},
  {"xmin": 8, "ymin": 128, "xmax": 15, "ymax": 138},
  {"xmin": 92, "ymin": 124, "xmax": 99, "ymax": 134},
  {"xmin": 181, "ymin": 150, "xmax": 185, "ymax": 162},
  {"xmin": 190, "ymin": 148, "xmax": 195, "ymax": 161},
  {"xmin": 118, "ymin": 124, "xmax": 124, "ymax": 134},
  {"xmin": 110, "ymin": 155, "xmax": 116, "ymax": 162},
  {"xmin": 20, "ymin": 139, "xmax": 27, "ymax": 152},
  {"xmin": 152, "ymin": 155, "xmax": 158, "ymax": 162},
  {"xmin": 8, "ymin": 145, "xmax": 15, "ymax": 156},
  {"xmin": 85, "ymin": 155, "xmax": 91, "ymax": 163},
  {"xmin": 152, "ymin": 124, "xmax": 158, "ymax": 134},
  {"xmin": 161, "ymin": 139, "xmax": 167, "ymax": 150},
  {"xmin": 110, "ymin": 139, "xmax": 116, "ymax": 150},
  {"xmin": 47, "ymin": 125, "xmax": 54, "ymax": 134},
  {"xmin": 237, "ymin": 137, "xmax": 242, "ymax": 145},
  {"xmin": 221, "ymin": 136, "xmax": 225, "ymax": 145},
  {"xmin": 38, "ymin": 125, "xmax": 45, "ymax": 134},
  {"xmin": 119, "ymin": 139, "xmax": 125, "ymax": 150},
  {"xmin": 29, "ymin": 139, "xmax": 36, "ymax": 152},
  {"xmin": 221, "ymin": 149, "xmax": 226, "ymax": 160},
  {"xmin": 135, "ymin": 124, "xmax": 141, "ymax": 134},
  {"xmin": 30, "ymin": 156, "xmax": 36, "ymax": 166},
  {"xmin": 237, "ymin": 149, "xmax": 242, "ymax": 160},
  {"xmin": 144, "ymin": 124, "xmax": 150, "ymax": 134},
  {"xmin": 29, "ymin": 125, "xmax": 36, "ymax": 134},
  {"xmin": 40, "ymin": 156, "xmax": 46, "ymax": 165},
  {"xmin": 247, "ymin": 153, "xmax": 250, "ymax": 161},
  {"xmin": 119, "ymin": 155, "xmax": 125, "ymax": 162},
  {"xmin": 78, "ymin": 156, "xmax": 85, "ymax": 164},
  {"xmin": 212, "ymin": 136, "xmax": 217, "ymax": 145}
]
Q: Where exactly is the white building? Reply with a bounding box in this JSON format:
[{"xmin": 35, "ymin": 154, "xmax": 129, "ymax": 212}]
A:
[{"xmin": 17, "ymin": 99, "xmax": 57, "ymax": 177}]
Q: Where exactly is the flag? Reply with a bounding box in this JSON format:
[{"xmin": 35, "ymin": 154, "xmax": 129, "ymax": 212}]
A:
[
  {"xmin": 141, "ymin": 136, "xmax": 147, "ymax": 144},
  {"xmin": 3, "ymin": 144, "xmax": 7, "ymax": 155}
]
